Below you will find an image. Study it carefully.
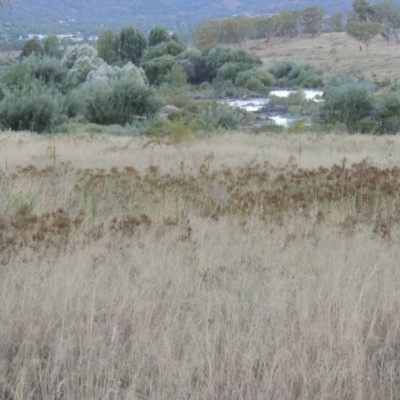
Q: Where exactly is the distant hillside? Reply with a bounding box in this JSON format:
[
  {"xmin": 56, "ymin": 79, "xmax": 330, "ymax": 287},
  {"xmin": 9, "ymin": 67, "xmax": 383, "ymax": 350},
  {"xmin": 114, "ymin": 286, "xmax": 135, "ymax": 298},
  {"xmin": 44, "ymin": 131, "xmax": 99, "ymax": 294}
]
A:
[{"xmin": 0, "ymin": 0, "xmax": 355, "ymax": 36}]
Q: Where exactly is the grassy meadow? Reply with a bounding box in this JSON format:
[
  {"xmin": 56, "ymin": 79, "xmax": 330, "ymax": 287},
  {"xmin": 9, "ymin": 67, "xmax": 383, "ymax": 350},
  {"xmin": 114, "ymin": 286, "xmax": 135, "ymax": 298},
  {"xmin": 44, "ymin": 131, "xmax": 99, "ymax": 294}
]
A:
[
  {"xmin": 1, "ymin": 131, "xmax": 400, "ymax": 398},
  {"xmin": 251, "ymin": 32, "xmax": 400, "ymax": 84}
]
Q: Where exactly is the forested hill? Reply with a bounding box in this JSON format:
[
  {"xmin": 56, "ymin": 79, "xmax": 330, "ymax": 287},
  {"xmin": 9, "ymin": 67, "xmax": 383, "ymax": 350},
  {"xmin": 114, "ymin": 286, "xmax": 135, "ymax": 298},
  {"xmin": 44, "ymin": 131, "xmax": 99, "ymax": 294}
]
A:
[{"xmin": 0, "ymin": 0, "xmax": 356, "ymax": 34}]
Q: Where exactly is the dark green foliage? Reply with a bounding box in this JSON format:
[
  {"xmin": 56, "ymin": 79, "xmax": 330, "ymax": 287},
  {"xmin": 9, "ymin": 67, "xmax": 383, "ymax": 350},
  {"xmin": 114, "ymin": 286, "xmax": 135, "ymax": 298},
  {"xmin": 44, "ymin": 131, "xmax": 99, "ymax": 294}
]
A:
[
  {"xmin": 0, "ymin": 83, "xmax": 68, "ymax": 133},
  {"xmin": 141, "ymin": 40, "xmax": 184, "ymax": 62},
  {"xmin": 29, "ymin": 56, "xmax": 70, "ymax": 92},
  {"xmin": 165, "ymin": 41, "xmax": 184, "ymax": 56},
  {"xmin": 148, "ymin": 26, "xmax": 169, "ymax": 47},
  {"xmin": 44, "ymin": 35, "xmax": 60, "ymax": 58},
  {"xmin": 21, "ymin": 38, "xmax": 44, "ymax": 57},
  {"xmin": 320, "ymin": 81, "xmax": 375, "ymax": 132},
  {"xmin": 97, "ymin": 28, "xmax": 119, "ymax": 64},
  {"xmin": 85, "ymin": 77, "xmax": 163, "ymax": 125},
  {"xmin": 175, "ymin": 50, "xmax": 209, "ymax": 84},
  {"xmin": 353, "ymin": 0, "xmax": 375, "ymax": 22},
  {"xmin": 217, "ymin": 62, "xmax": 248, "ymax": 82},
  {"xmin": 141, "ymin": 43, "xmax": 169, "ymax": 62},
  {"xmin": 268, "ymin": 60, "xmax": 323, "ymax": 88},
  {"xmin": 119, "ymin": 26, "xmax": 147, "ymax": 65},
  {"xmin": 141, "ymin": 55, "xmax": 175, "ymax": 85}
]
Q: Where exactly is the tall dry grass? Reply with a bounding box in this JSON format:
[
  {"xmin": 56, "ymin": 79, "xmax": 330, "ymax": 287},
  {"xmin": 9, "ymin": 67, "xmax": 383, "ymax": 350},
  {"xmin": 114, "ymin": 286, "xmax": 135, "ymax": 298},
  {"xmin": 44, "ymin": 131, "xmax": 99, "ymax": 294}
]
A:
[{"xmin": 1, "ymin": 131, "xmax": 400, "ymax": 399}]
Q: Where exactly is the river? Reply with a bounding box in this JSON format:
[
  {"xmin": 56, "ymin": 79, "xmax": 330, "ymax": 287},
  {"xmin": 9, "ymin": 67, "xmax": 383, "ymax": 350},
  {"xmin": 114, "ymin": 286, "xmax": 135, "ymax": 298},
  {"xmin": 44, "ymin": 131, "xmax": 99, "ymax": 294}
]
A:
[{"xmin": 224, "ymin": 89, "xmax": 324, "ymax": 127}]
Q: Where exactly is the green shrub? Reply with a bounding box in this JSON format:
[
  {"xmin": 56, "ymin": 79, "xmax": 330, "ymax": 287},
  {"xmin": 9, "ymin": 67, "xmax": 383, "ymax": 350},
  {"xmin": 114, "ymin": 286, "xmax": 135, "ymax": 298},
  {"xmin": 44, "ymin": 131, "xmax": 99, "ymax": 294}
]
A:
[
  {"xmin": 356, "ymin": 117, "xmax": 376, "ymax": 134},
  {"xmin": 234, "ymin": 69, "xmax": 271, "ymax": 93},
  {"xmin": 197, "ymin": 102, "xmax": 244, "ymax": 130},
  {"xmin": 61, "ymin": 44, "xmax": 105, "ymax": 86},
  {"xmin": 146, "ymin": 118, "xmax": 200, "ymax": 141},
  {"xmin": 254, "ymin": 67, "xmax": 275, "ymax": 87},
  {"xmin": 69, "ymin": 56, "xmax": 105, "ymax": 86},
  {"xmin": 374, "ymin": 92, "xmax": 400, "ymax": 134},
  {"xmin": 86, "ymin": 62, "xmax": 147, "ymax": 85},
  {"xmin": 166, "ymin": 99, "xmax": 248, "ymax": 132},
  {"xmin": 141, "ymin": 55, "xmax": 175, "ymax": 85},
  {"xmin": 163, "ymin": 63, "xmax": 187, "ymax": 87},
  {"xmin": 62, "ymin": 44, "xmax": 97, "ymax": 69},
  {"xmin": 204, "ymin": 45, "xmax": 262, "ymax": 81},
  {"xmin": 251, "ymin": 123, "xmax": 285, "ymax": 134},
  {"xmin": 320, "ymin": 81, "xmax": 375, "ymax": 132},
  {"xmin": 0, "ymin": 83, "xmax": 68, "ymax": 133},
  {"xmin": 29, "ymin": 56, "xmax": 70, "ymax": 92},
  {"xmin": 1, "ymin": 59, "xmax": 36, "ymax": 92},
  {"xmin": 85, "ymin": 77, "xmax": 163, "ymax": 125},
  {"xmin": 268, "ymin": 60, "xmax": 323, "ymax": 88},
  {"xmin": 268, "ymin": 60, "xmax": 294, "ymax": 79}
]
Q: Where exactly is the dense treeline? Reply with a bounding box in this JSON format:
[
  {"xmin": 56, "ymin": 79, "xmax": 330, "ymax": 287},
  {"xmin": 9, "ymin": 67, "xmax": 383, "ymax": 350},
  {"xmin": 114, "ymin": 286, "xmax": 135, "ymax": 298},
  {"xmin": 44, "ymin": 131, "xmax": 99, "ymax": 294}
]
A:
[
  {"xmin": 191, "ymin": 8, "xmax": 340, "ymax": 49},
  {"xmin": 1, "ymin": 0, "xmax": 400, "ymax": 135}
]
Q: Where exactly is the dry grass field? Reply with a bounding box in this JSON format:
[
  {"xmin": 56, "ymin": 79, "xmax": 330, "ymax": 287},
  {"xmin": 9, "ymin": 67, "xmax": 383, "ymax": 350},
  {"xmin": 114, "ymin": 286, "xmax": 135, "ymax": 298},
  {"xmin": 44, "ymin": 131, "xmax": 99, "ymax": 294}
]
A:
[
  {"xmin": 2, "ymin": 131, "xmax": 400, "ymax": 399},
  {"xmin": 250, "ymin": 32, "xmax": 400, "ymax": 84}
]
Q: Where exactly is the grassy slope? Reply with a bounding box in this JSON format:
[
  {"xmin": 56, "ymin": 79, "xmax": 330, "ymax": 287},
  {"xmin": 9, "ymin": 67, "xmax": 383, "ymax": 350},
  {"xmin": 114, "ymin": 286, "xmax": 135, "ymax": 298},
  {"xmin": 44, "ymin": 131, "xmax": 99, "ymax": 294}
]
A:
[
  {"xmin": 2, "ymin": 132, "xmax": 400, "ymax": 398},
  {"xmin": 251, "ymin": 31, "xmax": 400, "ymax": 84}
]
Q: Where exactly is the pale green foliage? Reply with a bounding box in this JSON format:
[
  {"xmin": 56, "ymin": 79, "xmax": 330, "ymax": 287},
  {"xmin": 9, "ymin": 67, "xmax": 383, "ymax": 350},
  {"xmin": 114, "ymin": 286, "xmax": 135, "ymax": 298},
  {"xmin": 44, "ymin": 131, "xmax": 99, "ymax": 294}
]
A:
[
  {"xmin": 345, "ymin": 21, "xmax": 381, "ymax": 48},
  {"xmin": 85, "ymin": 77, "xmax": 162, "ymax": 125},
  {"xmin": 69, "ymin": 56, "xmax": 104, "ymax": 86},
  {"xmin": 62, "ymin": 44, "xmax": 97, "ymax": 69},
  {"xmin": 197, "ymin": 102, "xmax": 244, "ymax": 130},
  {"xmin": 62, "ymin": 45, "xmax": 105, "ymax": 86},
  {"xmin": 163, "ymin": 63, "xmax": 187, "ymax": 87},
  {"xmin": 0, "ymin": 83, "xmax": 68, "ymax": 133},
  {"xmin": 373, "ymin": 1, "xmax": 400, "ymax": 27},
  {"xmin": 326, "ymin": 12, "xmax": 344, "ymax": 32},
  {"xmin": 192, "ymin": 19, "xmax": 223, "ymax": 49},
  {"xmin": 220, "ymin": 15, "xmax": 254, "ymax": 45},
  {"xmin": 86, "ymin": 62, "xmax": 147, "ymax": 86},
  {"xmin": 1, "ymin": 60, "xmax": 36, "ymax": 92},
  {"xmin": 254, "ymin": 67, "xmax": 275, "ymax": 87},
  {"xmin": 302, "ymin": 7, "xmax": 324, "ymax": 36}
]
